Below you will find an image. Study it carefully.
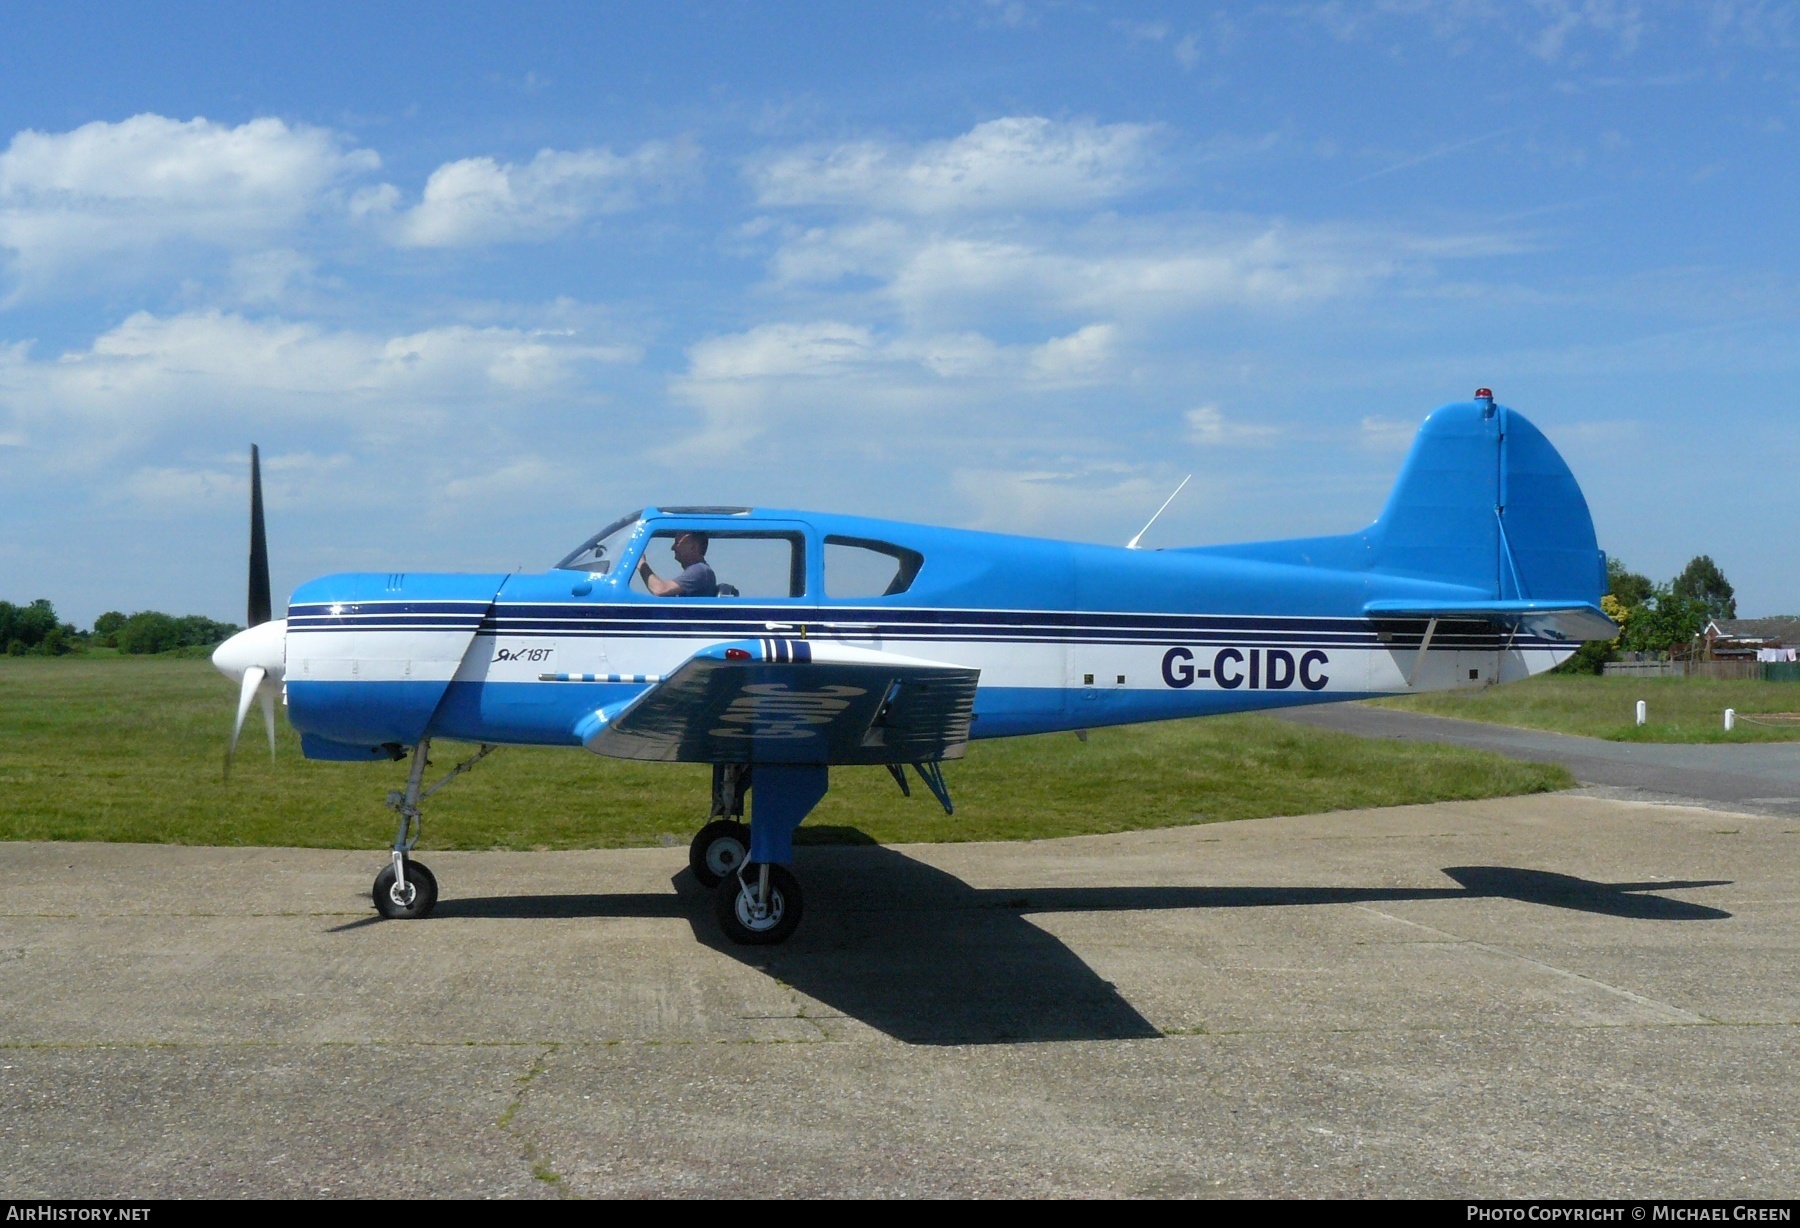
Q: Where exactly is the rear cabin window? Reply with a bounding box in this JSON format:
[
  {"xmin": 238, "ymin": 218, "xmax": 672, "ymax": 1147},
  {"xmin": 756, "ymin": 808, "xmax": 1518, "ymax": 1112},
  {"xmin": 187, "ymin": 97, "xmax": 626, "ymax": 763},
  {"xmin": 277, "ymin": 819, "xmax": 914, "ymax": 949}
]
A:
[
  {"xmin": 631, "ymin": 531, "xmax": 807, "ymax": 599},
  {"xmin": 824, "ymin": 536, "xmax": 923, "ymax": 598}
]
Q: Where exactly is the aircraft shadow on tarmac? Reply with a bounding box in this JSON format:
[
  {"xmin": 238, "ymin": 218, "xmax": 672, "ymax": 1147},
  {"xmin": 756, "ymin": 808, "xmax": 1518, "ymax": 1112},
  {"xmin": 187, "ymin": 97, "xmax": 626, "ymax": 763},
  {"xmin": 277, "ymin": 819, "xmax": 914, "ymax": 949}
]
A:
[{"xmin": 421, "ymin": 837, "xmax": 1731, "ymax": 1046}]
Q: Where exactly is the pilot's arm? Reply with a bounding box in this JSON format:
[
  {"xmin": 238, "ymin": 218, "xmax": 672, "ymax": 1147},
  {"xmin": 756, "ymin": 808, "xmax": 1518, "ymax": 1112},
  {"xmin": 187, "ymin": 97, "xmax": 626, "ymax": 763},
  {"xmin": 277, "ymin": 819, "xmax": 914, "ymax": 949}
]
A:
[{"xmin": 637, "ymin": 556, "xmax": 682, "ymax": 597}]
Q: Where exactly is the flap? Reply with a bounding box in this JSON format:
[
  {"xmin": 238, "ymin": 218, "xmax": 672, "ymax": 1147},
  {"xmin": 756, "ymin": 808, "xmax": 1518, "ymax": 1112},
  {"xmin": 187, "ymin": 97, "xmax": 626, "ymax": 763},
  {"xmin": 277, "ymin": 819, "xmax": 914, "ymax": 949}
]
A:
[
  {"xmin": 1364, "ymin": 599, "xmax": 1618, "ymax": 643},
  {"xmin": 579, "ymin": 638, "xmax": 980, "ymax": 765}
]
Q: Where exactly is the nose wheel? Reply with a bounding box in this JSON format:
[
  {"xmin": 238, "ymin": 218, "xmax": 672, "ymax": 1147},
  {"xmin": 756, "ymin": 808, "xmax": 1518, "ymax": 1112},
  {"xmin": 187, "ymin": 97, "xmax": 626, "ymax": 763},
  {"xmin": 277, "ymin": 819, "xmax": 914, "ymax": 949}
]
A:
[
  {"xmin": 373, "ymin": 857, "xmax": 438, "ymax": 919},
  {"xmin": 715, "ymin": 862, "xmax": 803, "ymax": 945},
  {"xmin": 689, "ymin": 819, "xmax": 750, "ymax": 888}
]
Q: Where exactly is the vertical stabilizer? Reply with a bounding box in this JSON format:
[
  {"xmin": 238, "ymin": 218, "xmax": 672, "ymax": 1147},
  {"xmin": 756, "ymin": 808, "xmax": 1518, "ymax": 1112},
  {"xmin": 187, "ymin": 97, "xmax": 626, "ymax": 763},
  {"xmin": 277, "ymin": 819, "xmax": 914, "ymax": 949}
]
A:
[{"xmin": 1369, "ymin": 398, "xmax": 1603, "ymax": 603}]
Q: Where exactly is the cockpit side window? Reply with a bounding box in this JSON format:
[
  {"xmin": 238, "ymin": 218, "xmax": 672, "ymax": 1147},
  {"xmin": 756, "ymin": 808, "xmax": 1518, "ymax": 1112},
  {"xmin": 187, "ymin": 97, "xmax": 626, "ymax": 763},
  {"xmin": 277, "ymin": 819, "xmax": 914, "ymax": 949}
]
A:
[
  {"xmin": 631, "ymin": 530, "xmax": 808, "ymax": 599},
  {"xmin": 554, "ymin": 511, "xmax": 643, "ymax": 573},
  {"xmin": 824, "ymin": 536, "xmax": 923, "ymax": 598}
]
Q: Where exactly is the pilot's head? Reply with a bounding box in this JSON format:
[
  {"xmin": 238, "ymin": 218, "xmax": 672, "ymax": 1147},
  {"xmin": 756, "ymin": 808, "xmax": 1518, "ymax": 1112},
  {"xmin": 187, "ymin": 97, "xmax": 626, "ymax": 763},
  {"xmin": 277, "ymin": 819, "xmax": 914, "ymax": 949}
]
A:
[{"xmin": 672, "ymin": 531, "xmax": 708, "ymax": 567}]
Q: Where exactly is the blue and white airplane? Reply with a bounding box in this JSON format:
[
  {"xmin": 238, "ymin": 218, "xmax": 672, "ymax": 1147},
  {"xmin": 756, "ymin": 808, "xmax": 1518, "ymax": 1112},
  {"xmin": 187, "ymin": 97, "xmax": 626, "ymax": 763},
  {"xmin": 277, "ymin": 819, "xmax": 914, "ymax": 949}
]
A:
[{"xmin": 212, "ymin": 392, "xmax": 1613, "ymax": 944}]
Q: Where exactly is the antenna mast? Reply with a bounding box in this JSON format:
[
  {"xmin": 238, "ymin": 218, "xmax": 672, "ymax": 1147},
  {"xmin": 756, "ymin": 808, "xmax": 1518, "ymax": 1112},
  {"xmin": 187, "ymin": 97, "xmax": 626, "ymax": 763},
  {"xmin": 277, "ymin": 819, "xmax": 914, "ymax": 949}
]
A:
[{"xmin": 1126, "ymin": 474, "xmax": 1192, "ymax": 550}]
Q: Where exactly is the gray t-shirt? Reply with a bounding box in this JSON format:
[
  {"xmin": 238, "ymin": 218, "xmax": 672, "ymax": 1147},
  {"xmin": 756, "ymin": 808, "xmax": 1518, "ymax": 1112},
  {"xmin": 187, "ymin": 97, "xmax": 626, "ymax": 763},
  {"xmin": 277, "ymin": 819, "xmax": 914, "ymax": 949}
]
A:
[{"xmin": 672, "ymin": 560, "xmax": 717, "ymax": 597}]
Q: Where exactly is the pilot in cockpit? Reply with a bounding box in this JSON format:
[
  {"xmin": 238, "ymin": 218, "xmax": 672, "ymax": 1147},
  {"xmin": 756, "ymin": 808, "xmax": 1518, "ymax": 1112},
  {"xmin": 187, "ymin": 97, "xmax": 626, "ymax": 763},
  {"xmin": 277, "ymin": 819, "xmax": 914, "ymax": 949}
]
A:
[{"xmin": 637, "ymin": 531, "xmax": 718, "ymax": 598}]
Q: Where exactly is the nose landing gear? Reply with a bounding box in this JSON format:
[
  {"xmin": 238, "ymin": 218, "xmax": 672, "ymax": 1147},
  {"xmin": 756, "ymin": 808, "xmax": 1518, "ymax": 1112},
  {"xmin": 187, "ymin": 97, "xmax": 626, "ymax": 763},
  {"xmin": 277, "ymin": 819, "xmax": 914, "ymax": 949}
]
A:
[{"xmin": 368, "ymin": 738, "xmax": 496, "ymax": 921}]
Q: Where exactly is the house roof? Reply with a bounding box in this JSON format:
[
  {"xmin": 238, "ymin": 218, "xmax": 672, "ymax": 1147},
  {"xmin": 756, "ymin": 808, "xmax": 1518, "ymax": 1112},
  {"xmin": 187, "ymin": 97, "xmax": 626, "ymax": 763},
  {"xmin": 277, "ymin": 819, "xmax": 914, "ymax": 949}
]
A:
[{"xmin": 1706, "ymin": 616, "xmax": 1800, "ymax": 644}]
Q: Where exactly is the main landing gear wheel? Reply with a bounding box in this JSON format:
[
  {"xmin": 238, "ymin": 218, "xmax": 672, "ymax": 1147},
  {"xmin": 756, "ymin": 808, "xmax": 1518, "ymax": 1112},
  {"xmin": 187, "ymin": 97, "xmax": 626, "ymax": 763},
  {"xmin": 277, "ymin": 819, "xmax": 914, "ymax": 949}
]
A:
[
  {"xmin": 715, "ymin": 863, "xmax": 803, "ymax": 946},
  {"xmin": 373, "ymin": 859, "xmax": 438, "ymax": 919},
  {"xmin": 689, "ymin": 819, "xmax": 750, "ymax": 888}
]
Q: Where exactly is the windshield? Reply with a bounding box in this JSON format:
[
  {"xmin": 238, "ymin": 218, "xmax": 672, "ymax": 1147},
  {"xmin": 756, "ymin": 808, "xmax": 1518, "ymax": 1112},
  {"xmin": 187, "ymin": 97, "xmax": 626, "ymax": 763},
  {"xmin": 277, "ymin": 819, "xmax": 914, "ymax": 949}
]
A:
[{"xmin": 554, "ymin": 511, "xmax": 643, "ymax": 573}]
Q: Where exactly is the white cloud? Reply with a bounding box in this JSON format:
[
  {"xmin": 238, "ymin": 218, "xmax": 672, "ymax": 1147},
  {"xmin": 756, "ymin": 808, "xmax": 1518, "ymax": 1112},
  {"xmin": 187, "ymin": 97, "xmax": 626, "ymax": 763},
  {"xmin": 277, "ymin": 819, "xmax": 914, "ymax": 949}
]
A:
[
  {"xmin": 0, "ymin": 115, "xmax": 703, "ymax": 292},
  {"xmin": 681, "ymin": 319, "xmax": 1114, "ymax": 387},
  {"xmin": 1526, "ymin": 0, "xmax": 1647, "ymax": 63},
  {"xmin": 228, "ymin": 248, "xmax": 318, "ymax": 303},
  {"xmin": 1186, "ymin": 405, "xmax": 1283, "ymax": 446},
  {"xmin": 951, "ymin": 464, "xmax": 1188, "ymax": 540},
  {"xmin": 349, "ymin": 182, "xmax": 401, "ymax": 218},
  {"xmin": 394, "ymin": 140, "xmax": 698, "ymax": 247},
  {"xmin": 769, "ymin": 215, "xmax": 1427, "ymax": 328},
  {"xmin": 1305, "ymin": 0, "xmax": 1648, "ymax": 64},
  {"xmin": 122, "ymin": 464, "xmax": 248, "ymax": 508},
  {"xmin": 685, "ymin": 321, "xmax": 880, "ymax": 381},
  {"xmin": 115, "ymin": 450, "xmax": 374, "ymax": 518},
  {"xmin": 1027, "ymin": 322, "xmax": 1116, "ymax": 380},
  {"xmin": 439, "ymin": 455, "xmax": 573, "ymax": 502},
  {"xmin": 0, "ymin": 114, "xmax": 378, "ymax": 289},
  {"xmin": 1359, "ymin": 414, "xmax": 1417, "ymax": 452},
  {"xmin": 0, "ymin": 310, "xmax": 638, "ymax": 462},
  {"xmin": 667, "ymin": 319, "xmax": 1120, "ymax": 456},
  {"xmin": 749, "ymin": 116, "xmax": 1158, "ymax": 214}
]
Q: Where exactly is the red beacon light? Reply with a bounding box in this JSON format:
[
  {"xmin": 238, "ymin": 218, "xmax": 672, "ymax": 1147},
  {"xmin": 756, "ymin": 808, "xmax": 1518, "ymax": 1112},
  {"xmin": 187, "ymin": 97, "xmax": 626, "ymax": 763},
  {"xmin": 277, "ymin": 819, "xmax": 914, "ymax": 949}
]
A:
[
  {"xmin": 1473, "ymin": 387, "xmax": 1494, "ymax": 401},
  {"xmin": 725, "ymin": 647, "xmax": 752, "ymax": 661}
]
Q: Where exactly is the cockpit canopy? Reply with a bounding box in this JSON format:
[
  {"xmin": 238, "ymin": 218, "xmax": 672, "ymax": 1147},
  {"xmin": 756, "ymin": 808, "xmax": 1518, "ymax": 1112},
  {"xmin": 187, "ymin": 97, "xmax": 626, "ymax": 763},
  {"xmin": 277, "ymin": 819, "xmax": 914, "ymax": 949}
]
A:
[
  {"xmin": 554, "ymin": 511, "xmax": 642, "ymax": 573},
  {"xmin": 553, "ymin": 508, "xmax": 924, "ymax": 599}
]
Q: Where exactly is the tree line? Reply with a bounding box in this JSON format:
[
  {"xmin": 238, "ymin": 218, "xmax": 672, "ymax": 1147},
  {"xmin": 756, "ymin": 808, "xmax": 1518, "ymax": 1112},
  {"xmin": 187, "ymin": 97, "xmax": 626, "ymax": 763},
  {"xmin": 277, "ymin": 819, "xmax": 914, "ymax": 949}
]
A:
[
  {"xmin": 1, "ymin": 600, "xmax": 241, "ymax": 657},
  {"xmin": 1559, "ymin": 554, "xmax": 1739, "ymax": 674}
]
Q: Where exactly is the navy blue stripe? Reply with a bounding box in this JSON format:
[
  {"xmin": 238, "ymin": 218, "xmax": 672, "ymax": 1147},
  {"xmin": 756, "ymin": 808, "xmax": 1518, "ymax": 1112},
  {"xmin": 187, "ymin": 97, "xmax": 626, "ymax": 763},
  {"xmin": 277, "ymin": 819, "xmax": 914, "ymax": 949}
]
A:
[
  {"xmin": 300, "ymin": 599, "xmax": 1536, "ymax": 632},
  {"xmin": 286, "ymin": 601, "xmax": 1567, "ymax": 649},
  {"xmin": 289, "ymin": 622, "xmax": 1556, "ymax": 650},
  {"xmin": 289, "ymin": 628, "xmax": 1557, "ymax": 650},
  {"xmin": 297, "ymin": 599, "xmax": 1388, "ymax": 631}
]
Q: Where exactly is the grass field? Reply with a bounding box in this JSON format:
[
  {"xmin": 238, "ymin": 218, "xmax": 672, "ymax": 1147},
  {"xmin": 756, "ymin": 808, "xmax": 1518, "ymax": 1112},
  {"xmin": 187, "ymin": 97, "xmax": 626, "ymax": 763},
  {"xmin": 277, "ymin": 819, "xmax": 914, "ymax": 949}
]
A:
[
  {"xmin": 1377, "ymin": 673, "xmax": 1800, "ymax": 742},
  {"xmin": 0, "ymin": 656, "xmax": 1572, "ymax": 851}
]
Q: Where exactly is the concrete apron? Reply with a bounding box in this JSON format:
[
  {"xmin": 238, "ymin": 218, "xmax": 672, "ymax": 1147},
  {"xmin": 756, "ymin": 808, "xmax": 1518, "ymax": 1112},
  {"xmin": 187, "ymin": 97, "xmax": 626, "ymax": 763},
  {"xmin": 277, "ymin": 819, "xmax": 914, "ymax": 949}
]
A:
[{"xmin": 0, "ymin": 792, "xmax": 1795, "ymax": 1198}]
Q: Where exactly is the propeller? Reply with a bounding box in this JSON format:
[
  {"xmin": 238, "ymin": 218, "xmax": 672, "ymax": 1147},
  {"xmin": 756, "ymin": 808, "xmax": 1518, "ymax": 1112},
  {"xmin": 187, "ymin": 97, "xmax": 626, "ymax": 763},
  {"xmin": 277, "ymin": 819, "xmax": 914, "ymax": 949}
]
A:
[
  {"xmin": 248, "ymin": 444, "xmax": 271, "ymax": 627},
  {"xmin": 213, "ymin": 445, "xmax": 287, "ymax": 779}
]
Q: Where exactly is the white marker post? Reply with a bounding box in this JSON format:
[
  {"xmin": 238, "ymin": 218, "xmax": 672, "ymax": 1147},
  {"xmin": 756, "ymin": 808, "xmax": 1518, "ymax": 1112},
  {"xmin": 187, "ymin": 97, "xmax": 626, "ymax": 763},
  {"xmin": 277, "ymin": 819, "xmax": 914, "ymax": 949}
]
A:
[
  {"xmin": 1725, "ymin": 709, "xmax": 1736, "ymax": 732},
  {"xmin": 1636, "ymin": 700, "xmax": 1647, "ymax": 727}
]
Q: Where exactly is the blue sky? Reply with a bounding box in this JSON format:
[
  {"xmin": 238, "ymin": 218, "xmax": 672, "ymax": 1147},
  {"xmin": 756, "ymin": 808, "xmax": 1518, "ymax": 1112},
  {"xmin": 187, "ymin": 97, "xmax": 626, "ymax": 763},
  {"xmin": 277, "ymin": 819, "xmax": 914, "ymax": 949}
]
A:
[{"xmin": 3, "ymin": 1, "xmax": 1797, "ymax": 626}]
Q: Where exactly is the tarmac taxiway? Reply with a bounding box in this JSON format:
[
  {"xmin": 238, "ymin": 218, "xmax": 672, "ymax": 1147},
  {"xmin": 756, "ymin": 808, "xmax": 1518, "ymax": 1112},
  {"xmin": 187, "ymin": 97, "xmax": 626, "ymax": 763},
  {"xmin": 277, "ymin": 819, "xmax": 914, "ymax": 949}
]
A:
[{"xmin": 1, "ymin": 788, "xmax": 1795, "ymax": 1197}]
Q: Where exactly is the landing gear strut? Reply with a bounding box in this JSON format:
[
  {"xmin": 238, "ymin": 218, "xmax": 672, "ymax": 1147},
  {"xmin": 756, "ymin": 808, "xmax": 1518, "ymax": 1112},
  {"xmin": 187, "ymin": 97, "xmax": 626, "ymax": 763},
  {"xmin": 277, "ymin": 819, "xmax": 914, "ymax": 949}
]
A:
[
  {"xmin": 703, "ymin": 763, "xmax": 826, "ymax": 946},
  {"xmin": 371, "ymin": 738, "xmax": 496, "ymax": 920}
]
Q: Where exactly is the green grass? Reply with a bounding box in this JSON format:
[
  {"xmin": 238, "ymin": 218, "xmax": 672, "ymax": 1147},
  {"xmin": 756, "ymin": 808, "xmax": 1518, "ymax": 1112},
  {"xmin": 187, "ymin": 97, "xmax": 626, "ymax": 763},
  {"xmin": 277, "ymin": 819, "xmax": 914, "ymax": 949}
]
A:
[
  {"xmin": 0, "ymin": 656, "xmax": 1572, "ymax": 850},
  {"xmin": 1376, "ymin": 672, "xmax": 1800, "ymax": 742}
]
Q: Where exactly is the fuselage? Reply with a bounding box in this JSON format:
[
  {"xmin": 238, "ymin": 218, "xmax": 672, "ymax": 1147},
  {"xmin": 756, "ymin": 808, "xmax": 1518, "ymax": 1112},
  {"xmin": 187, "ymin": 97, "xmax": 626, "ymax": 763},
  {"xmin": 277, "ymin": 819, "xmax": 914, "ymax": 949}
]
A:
[{"xmin": 274, "ymin": 506, "xmax": 1575, "ymax": 759}]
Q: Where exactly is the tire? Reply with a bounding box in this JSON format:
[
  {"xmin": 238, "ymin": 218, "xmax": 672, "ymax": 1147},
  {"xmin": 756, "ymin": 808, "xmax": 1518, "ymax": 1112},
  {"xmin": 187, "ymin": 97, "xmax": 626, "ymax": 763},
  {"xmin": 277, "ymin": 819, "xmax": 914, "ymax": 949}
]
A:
[
  {"xmin": 689, "ymin": 819, "xmax": 750, "ymax": 888},
  {"xmin": 373, "ymin": 859, "xmax": 439, "ymax": 919},
  {"xmin": 714, "ymin": 863, "xmax": 803, "ymax": 946}
]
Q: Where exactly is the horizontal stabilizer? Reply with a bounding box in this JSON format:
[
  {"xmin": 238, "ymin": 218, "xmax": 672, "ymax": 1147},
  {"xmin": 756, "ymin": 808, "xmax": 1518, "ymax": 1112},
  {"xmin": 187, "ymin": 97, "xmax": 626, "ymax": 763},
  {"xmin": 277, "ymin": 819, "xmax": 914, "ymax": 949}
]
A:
[
  {"xmin": 1363, "ymin": 599, "xmax": 1617, "ymax": 643},
  {"xmin": 579, "ymin": 639, "xmax": 980, "ymax": 765}
]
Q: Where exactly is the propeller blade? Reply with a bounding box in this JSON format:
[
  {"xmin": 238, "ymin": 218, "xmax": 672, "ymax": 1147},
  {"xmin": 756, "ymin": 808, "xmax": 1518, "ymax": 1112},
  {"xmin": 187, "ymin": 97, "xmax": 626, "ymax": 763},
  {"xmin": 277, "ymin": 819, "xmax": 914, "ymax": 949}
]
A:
[
  {"xmin": 224, "ymin": 665, "xmax": 266, "ymax": 781},
  {"xmin": 248, "ymin": 445, "xmax": 271, "ymax": 628},
  {"xmin": 260, "ymin": 685, "xmax": 278, "ymax": 761}
]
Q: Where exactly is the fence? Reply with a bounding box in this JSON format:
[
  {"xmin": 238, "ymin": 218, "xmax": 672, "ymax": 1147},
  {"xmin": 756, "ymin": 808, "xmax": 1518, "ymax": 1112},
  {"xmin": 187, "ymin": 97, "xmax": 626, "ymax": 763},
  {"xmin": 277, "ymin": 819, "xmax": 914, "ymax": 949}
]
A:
[{"xmin": 1602, "ymin": 660, "xmax": 1793, "ymax": 681}]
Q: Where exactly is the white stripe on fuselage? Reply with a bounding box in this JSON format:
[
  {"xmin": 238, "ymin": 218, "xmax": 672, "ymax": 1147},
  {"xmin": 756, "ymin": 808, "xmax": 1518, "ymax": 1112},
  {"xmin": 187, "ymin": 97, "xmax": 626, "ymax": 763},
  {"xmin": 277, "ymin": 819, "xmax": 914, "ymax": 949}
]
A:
[{"xmin": 444, "ymin": 631, "xmax": 1566, "ymax": 695}]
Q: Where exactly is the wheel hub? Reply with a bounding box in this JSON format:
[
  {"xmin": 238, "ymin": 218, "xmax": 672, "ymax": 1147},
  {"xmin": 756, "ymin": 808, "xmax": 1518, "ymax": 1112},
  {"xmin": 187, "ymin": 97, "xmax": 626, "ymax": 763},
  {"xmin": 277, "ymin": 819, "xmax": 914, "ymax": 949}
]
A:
[
  {"xmin": 734, "ymin": 884, "xmax": 782, "ymax": 931},
  {"xmin": 706, "ymin": 837, "xmax": 745, "ymax": 878}
]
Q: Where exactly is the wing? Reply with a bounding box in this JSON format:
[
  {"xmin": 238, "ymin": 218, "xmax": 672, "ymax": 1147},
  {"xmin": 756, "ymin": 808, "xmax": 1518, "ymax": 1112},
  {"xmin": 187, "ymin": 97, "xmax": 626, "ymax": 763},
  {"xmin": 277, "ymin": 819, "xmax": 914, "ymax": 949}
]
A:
[
  {"xmin": 575, "ymin": 638, "xmax": 980, "ymax": 765},
  {"xmin": 1363, "ymin": 599, "xmax": 1617, "ymax": 643}
]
